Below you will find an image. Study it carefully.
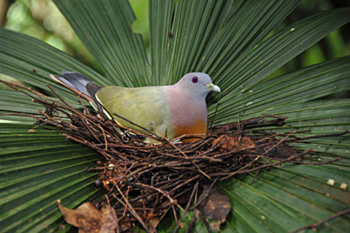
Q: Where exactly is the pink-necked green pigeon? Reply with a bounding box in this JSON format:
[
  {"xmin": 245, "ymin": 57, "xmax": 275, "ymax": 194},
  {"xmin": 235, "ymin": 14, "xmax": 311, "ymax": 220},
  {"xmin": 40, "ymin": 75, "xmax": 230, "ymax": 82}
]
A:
[{"xmin": 50, "ymin": 72, "xmax": 220, "ymax": 142}]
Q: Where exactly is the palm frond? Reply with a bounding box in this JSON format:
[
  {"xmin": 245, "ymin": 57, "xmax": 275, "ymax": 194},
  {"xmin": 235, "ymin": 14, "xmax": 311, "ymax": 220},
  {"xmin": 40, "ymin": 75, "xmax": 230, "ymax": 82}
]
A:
[
  {"xmin": 0, "ymin": 0, "xmax": 349, "ymax": 232},
  {"xmin": 0, "ymin": 124, "xmax": 101, "ymax": 232}
]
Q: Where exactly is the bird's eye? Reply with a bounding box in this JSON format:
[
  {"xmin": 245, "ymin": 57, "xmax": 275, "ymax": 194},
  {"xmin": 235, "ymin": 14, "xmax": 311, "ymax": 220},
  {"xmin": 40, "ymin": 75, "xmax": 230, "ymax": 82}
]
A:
[{"xmin": 192, "ymin": 76, "xmax": 198, "ymax": 83}]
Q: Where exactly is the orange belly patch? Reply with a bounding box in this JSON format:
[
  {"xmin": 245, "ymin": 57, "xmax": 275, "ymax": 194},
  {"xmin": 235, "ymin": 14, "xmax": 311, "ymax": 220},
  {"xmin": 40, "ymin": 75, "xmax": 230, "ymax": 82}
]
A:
[{"xmin": 173, "ymin": 119, "xmax": 207, "ymax": 142}]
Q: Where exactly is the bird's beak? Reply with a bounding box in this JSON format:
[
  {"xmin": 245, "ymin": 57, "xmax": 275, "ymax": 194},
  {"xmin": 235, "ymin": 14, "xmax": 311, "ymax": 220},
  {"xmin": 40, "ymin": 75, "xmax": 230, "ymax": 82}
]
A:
[{"xmin": 206, "ymin": 83, "xmax": 221, "ymax": 93}]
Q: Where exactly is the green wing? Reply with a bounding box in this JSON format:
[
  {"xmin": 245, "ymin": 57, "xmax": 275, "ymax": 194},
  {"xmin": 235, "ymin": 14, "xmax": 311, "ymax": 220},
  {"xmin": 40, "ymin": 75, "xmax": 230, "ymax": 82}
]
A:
[{"xmin": 96, "ymin": 86, "xmax": 172, "ymax": 137}]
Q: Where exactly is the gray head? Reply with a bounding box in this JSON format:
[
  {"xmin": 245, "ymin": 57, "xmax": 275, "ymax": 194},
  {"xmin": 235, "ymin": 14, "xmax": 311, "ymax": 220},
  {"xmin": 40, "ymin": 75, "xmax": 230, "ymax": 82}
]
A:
[{"xmin": 176, "ymin": 73, "xmax": 220, "ymax": 99}]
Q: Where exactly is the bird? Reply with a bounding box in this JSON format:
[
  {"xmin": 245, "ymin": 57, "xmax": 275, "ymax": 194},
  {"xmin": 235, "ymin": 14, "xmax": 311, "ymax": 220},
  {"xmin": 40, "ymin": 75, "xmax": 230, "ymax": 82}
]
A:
[{"xmin": 50, "ymin": 71, "xmax": 220, "ymax": 142}]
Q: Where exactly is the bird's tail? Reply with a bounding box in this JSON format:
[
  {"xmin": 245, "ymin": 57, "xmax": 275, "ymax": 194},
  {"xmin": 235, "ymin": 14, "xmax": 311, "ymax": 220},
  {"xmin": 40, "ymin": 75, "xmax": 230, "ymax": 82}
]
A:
[{"xmin": 50, "ymin": 71, "xmax": 102, "ymax": 111}]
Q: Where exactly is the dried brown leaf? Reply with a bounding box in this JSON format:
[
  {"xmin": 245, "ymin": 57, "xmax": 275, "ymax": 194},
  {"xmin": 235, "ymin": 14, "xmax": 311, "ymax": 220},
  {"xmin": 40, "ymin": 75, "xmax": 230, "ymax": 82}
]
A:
[
  {"xmin": 100, "ymin": 204, "xmax": 119, "ymax": 233},
  {"xmin": 57, "ymin": 200, "xmax": 118, "ymax": 233},
  {"xmin": 199, "ymin": 185, "xmax": 231, "ymax": 230},
  {"xmin": 213, "ymin": 135, "xmax": 255, "ymax": 151}
]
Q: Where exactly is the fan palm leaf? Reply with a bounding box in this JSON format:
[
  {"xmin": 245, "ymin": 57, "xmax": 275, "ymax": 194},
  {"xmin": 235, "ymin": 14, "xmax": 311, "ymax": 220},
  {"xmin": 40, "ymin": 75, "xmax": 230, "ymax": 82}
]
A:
[{"xmin": 0, "ymin": 0, "xmax": 349, "ymax": 232}]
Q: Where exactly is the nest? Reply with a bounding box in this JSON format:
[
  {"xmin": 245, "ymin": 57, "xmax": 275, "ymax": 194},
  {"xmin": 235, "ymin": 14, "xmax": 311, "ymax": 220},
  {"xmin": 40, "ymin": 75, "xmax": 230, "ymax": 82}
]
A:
[{"xmin": 1, "ymin": 80, "xmax": 346, "ymax": 232}]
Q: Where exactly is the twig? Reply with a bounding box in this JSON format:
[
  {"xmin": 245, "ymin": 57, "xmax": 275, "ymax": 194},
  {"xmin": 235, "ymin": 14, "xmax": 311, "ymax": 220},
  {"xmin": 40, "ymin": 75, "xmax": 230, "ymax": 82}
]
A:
[
  {"xmin": 114, "ymin": 184, "xmax": 151, "ymax": 233},
  {"xmin": 113, "ymin": 113, "xmax": 162, "ymax": 141},
  {"xmin": 209, "ymin": 103, "xmax": 220, "ymax": 130},
  {"xmin": 98, "ymin": 124, "xmax": 108, "ymax": 150},
  {"xmin": 190, "ymin": 178, "xmax": 218, "ymax": 211},
  {"xmin": 173, "ymin": 182, "xmax": 199, "ymax": 233},
  {"xmin": 291, "ymin": 208, "xmax": 350, "ymax": 233}
]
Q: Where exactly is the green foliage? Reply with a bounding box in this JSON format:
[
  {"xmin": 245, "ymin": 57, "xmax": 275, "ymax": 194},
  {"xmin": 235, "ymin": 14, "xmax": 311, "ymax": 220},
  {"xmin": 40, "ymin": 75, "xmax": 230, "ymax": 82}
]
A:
[{"xmin": 0, "ymin": 0, "xmax": 349, "ymax": 232}]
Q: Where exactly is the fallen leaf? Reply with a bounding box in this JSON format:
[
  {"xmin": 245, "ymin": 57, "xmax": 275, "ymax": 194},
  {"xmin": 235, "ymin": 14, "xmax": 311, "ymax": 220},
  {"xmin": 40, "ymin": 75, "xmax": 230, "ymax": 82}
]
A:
[
  {"xmin": 100, "ymin": 204, "xmax": 118, "ymax": 233},
  {"xmin": 57, "ymin": 200, "xmax": 118, "ymax": 233},
  {"xmin": 198, "ymin": 185, "xmax": 231, "ymax": 231}
]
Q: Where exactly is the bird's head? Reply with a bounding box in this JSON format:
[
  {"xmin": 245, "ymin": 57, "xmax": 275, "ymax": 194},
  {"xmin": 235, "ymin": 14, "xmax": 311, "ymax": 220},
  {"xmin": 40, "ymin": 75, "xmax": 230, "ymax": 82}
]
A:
[{"xmin": 177, "ymin": 73, "xmax": 220, "ymax": 99}]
